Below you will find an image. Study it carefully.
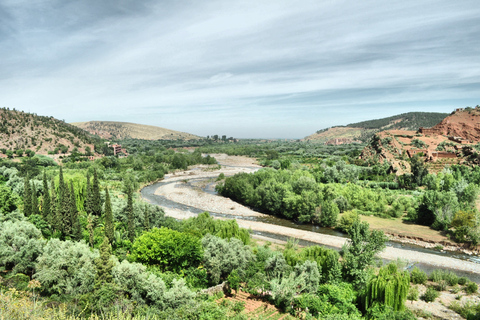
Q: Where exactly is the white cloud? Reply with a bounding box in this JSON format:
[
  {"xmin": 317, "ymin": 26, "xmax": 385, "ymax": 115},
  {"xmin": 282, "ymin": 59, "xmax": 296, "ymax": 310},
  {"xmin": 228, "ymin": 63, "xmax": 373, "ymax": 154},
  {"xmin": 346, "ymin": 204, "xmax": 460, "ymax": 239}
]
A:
[{"xmin": 0, "ymin": 0, "xmax": 479, "ymax": 138}]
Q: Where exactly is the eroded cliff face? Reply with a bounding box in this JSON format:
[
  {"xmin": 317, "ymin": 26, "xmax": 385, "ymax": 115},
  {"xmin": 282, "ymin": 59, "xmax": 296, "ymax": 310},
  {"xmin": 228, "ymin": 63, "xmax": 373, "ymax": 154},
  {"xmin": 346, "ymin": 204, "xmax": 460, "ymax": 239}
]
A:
[{"xmin": 360, "ymin": 107, "xmax": 480, "ymax": 174}]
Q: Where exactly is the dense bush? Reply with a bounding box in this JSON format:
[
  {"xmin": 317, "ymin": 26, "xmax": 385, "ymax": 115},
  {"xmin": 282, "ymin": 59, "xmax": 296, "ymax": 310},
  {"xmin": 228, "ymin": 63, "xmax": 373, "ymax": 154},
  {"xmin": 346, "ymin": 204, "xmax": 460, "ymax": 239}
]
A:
[
  {"xmin": 410, "ymin": 267, "xmax": 427, "ymax": 285},
  {"xmin": 131, "ymin": 227, "xmax": 203, "ymax": 273},
  {"xmin": 0, "ymin": 219, "xmax": 45, "ymax": 275},
  {"xmin": 34, "ymin": 239, "xmax": 99, "ymax": 296}
]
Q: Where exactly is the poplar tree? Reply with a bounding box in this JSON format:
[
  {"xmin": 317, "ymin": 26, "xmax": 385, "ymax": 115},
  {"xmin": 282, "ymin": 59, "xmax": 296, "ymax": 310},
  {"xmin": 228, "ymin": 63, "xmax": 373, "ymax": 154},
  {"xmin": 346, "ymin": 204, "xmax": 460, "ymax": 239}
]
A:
[
  {"xmin": 92, "ymin": 169, "xmax": 101, "ymax": 216},
  {"xmin": 126, "ymin": 185, "xmax": 135, "ymax": 242},
  {"xmin": 70, "ymin": 181, "xmax": 82, "ymax": 241},
  {"xmin": 42, "ymin": 171, "xmax": 51, "ymax": 221},
  {"xmin": 87, "ymin": 215, "xmax": 94, "ymax": 248},
  {"xmin": 23, "ymin": 176, "xmax": 32, "ymax": 217},
  {"xmin": 31, "ymin": 182, "xmax": 40, "ymax": 216},
  {"xmin": 104, "ymin": 187, "xmax": 114, "ymax": 245}
]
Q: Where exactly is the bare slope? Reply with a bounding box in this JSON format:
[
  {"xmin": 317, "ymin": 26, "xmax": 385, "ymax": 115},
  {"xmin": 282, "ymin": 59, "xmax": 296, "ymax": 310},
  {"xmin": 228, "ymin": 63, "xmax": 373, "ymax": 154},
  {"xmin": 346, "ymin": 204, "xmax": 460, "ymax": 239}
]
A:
[
  {"xmin": 360, "ymin": 107, "xmax": 480, "ymax": 173},
  {"xmin": 306, "ymin": 112, "xmax": 448, "ymax": 144},
  {"xmin": 0, "ymin": 108, "xmax": 97, "ymax": 156},
  {"xmin": 71, "ymin": 121, "xmax": 201, "ymax": 140}
]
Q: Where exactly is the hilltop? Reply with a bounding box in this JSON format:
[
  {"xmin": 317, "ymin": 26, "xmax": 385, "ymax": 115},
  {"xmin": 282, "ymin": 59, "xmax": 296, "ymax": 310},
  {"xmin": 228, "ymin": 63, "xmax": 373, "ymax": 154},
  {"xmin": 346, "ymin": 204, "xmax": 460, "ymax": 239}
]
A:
[
  {"xmin": 71, "ymin": 121, "xmax": 201, "ymax": 141},
  {"xmin": 305, "ymin": 112, "xmax": 448, "ymax": 144},
  {"xmin": 361, "ymin": 106, "xmax": 480, "ymax": 173},
  {"xmin": 0, "ymin": 108, "xmax": 97, "ymax": 156}
]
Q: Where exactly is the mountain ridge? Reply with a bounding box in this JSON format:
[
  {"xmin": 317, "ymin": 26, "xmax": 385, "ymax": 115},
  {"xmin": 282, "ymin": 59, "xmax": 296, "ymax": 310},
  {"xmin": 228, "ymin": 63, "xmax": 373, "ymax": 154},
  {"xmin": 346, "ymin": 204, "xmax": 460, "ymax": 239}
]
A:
[{"xmin": 305, "ymin": 111, "xmax": 449, "ymax": 144}]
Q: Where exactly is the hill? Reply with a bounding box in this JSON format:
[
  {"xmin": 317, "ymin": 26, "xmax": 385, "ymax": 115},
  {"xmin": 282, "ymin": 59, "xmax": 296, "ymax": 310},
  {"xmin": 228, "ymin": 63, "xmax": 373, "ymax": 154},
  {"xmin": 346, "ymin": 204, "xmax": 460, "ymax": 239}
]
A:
[
  {"xmin": 71, "ymin": 121, "xmax": 201, "ymax": 141},
  {"xmin": 360, "ymin": 106, "xmax": 480, "ymax": 174},
  {"xmin": 305, "ymin": 112, "xmax": 448, "ymax": 144},
  {"xmin": 0, "ymin": 108, "xmax": 98, "ymax": 156}
]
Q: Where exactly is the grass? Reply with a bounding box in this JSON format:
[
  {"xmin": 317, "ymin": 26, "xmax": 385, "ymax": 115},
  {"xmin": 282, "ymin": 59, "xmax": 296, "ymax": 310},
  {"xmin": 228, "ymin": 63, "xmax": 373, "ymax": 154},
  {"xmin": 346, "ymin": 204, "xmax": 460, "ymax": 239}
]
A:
[{"xmin": 359, "ymin": 215, "xmax": 449, "ymax": 243}]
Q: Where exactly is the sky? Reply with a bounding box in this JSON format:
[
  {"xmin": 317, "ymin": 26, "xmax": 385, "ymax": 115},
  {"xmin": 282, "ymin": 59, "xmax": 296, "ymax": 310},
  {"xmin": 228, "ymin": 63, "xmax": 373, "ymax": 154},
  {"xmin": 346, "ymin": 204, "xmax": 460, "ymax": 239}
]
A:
[{"xmin": 0, "ymin": 0, "xmax": 479, "ymax": 138}]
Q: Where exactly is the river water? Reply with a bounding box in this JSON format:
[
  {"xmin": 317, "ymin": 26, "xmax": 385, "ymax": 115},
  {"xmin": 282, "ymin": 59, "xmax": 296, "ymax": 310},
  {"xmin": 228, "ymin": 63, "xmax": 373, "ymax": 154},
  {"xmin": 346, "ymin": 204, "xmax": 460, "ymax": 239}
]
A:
[{"xmin": 141, "ymin": 176, "xmax": 480, "ymax": 282}]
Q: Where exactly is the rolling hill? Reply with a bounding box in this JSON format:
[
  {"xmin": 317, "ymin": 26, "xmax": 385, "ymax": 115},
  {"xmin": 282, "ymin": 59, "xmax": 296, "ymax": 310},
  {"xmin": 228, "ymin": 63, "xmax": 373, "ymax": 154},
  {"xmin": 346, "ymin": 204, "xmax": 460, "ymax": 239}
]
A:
[
  {"xmin": 305, "ymin": 112, "xmax": 449, "ymax": 144},
  {"xmin": 0, "ymin": 108, "xmax": 98, "ymax": 156},
  {"xmin": 71, "ymin": 121, "xmax": 201, "ymax": 141}
]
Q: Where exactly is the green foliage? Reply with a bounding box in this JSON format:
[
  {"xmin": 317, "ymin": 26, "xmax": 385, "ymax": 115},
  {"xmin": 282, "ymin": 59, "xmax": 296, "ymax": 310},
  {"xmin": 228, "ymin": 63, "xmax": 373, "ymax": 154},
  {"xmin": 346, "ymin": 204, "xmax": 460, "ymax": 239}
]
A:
[
  {"xmin": 92, "ymin": 168, "xmax": 102, "ymax": 216},
  {"xmin": 0, "ymin": 219, "xmax": 45, "ymax": 275},
  {"xmin": 465, "ymin": 282, "xmax": 478, "ymax": 294},
  {"xmin": 181, "ymin": 212, "xmax": 250, "ymax": 245},
  {"xmin": 104, "ymin": 187, "xmax": 114, "ymax": 244},
  {"xmin": 341, "ymin": 221, "xmax": 387, "ymax": 289},
  {"xmin": 202, "ymin": 234, "xmax": 254, "ymax": 284},
  {"xmin": 365, "ymin": 263, "xmax": 410, "ymax": 312},
  {"xmin": 227, "ymin": 269, "xmax": 241, "ymax": 294},
  {"xmin": 95, "ymin": 236, "xmax": 115, "ymax": 288},
  {"xmin": 131, "ymin": 227, "xmax": 203, "ymax": 273},
  {"xmin": 0, "ymin": 184, "xmax": 20, "ymax": 214},
  {"xmin": 421, "ymin": 286, "xmax": 439, "ymax": 302},
  {"xmin": 337, "ymin": 210, "xmax": 360, "ymax": 233},
  {"xmin": 112, "ymin": 260, "xmax": 166, "ymax": 308},
  {"xmin": 299, "ymin": 245, "xmax": 342, "ymax": 284},
  {"xmin": 449, "ymin": 300, "xmax": 480, "ymax": 320},
  {"xmin": 407, "ymin": 285, "xmax": 419, "ymax": 301},
  {"xmin": 34, "ymin": 239, "xmax": 99, "ymax": 296},
  {"xmin": 410, "ymin": 267, "xmax": 427, "ymax": 285}
]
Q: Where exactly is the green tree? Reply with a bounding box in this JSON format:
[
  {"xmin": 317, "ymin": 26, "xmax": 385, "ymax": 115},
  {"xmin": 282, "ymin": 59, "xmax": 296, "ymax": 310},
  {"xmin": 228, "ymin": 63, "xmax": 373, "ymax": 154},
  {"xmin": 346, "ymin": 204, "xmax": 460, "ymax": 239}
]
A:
[
  {"xmin": 104, "ymin": 187, "xmax": 114, "ymax": 244},
  {"xmin": 131, "ymin": 227, "xmax": 203, "ymax": 273},
  {"xmin": 84, "ymin": 171, "xmax": 92, "ymax": 216},
  {"xmin": 0, "ymin": 185, "xmax": 19, "ymax": 214},
  {"xmin": 31, "ymin": 182, "xmax": 39, "ymax": 216},
  {"xmin": 126, "ymin": 185, "xmax": 135, "ymax": 242},
  {"xmin": 342, "ymin": 221, "xmax": 387, "ymax": 289},
  {"xmin": 0, "ymin": 220, "xmax": 45, "ymax": 276},
  {"xmin": 23, "ymin": 176, "xmax": 32, "ymax": 217},
  {"xmin": 34, "ymin": 239, "xmax": 98, "ymax": 296},
  {"xmin": 202, "ymin": 234, "xmax": 253, "ymax": 284},
  {"xmin": 410, "ymin": 155, "xmax": 428, "ymax": 186},
  {"xmin": 95, "ymin": 236, "xmax": 115, "ymax": 288},
  {"xmin": 92, "ymin": 168, "xmax": 102, "ymax": 216},
  {"xmin": 41, "ymin": 171, "xmax": 51, "ymax": 222},
  {"xmin": 365, "ymin": 263, "xmax": 410, "ymax": 312},
  {"xmin": 70, "ymin": 181, "xmax": 82, "ymax": 241}
]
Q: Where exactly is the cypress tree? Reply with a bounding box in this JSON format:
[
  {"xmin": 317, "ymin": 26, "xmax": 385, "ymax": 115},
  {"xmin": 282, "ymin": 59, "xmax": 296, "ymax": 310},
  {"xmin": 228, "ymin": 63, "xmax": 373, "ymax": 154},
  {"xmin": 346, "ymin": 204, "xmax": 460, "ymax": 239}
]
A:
[
  {"xmin": 23, "ymin": 176, "xmax": 32, "ymax": 217},
  {"xmin": 84, "ymin": 171, "xmax": 92, "ymax": 216},
  {"xmin": 126, "ymin": 185, "xmax": 135, "ymax": 242},
  {"xmin": 70, "ymin": 181, "xmax": 82, "ymax": 241},
  {"xmin": 31, "ymin": 182, "xmax": 39, "ymax": 216},
  {"xmin": 42, "ymin": 171, "xmax": 51, "ymax": 221},
  {"xmin": 87, "ymin": 215, "xmax": 94, "ymax": 248},
  {"xmin": 104, "ymin": 187, "xmax": 114, "ymax": 245},
  {"xmin": 143, "ymin": 204, "xmax": 150, "ymax": 231},
  {"xmin": 63, "ymin": 183, "xmax": 72, "ymax": 236},
  {"xmin": 95, "ymin": 236, "xmax": 114, "ymax": 288},
  {"xmin": 51, "ymin": 179, "xmax": 62, "ymax": 232},
  {"xmin": 92, "ymin": 169, "xmax": 101, "ymax": 216}
]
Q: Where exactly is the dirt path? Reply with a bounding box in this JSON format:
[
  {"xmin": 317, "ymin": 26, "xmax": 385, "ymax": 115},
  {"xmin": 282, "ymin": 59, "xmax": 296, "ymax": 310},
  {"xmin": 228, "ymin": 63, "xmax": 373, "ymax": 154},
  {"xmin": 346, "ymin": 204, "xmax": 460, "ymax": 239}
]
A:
[{"xmin": 144, "ymin": 154, "xmax": 480, "ymax": 276}]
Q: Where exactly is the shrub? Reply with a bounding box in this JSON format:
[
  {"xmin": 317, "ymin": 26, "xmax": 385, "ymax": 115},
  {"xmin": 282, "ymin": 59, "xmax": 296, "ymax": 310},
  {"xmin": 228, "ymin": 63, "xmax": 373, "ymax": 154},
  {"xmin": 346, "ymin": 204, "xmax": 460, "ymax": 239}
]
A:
[
  {"xmin": 112, "ymin": 260, "xmax": 166, "ymax": 308},
  {"xmin": 458, "ymin": 277, "xmax": 468, "ymax": 285},
  {"xmin": 131, "ymin": 227, "xmax": 203, "ymax": 273},
  {"xmin": 436, "ymin": 280, "xmax": 447, "ymax": 291},
  {"xmin": 410, "ymin": 267, "xmax": 427, "ymax": 285},
  {"xmin": 465, "ymin": 282, "xmax": 478, "ymax": 294},
  {"xmin": 407, "ymin": 286, "xmax": 419, "ymax": 301},
  {"xmin": 422, "ymin": 287, "xmax": 440, "ymax": 302},
  {"xmin": 0, "ymin": 220, "xmax": 45, "ymax": 275},
  {"xmin": 202, "ymin": 234, "xmax": 253, "ymax": 284},
  {"xmin": 445, "ymin": 272, "xmax": 459, "ymax": 286},
  {"xmin": 34, "ymin": 239, "xmax": 98, "ymax": 296}
]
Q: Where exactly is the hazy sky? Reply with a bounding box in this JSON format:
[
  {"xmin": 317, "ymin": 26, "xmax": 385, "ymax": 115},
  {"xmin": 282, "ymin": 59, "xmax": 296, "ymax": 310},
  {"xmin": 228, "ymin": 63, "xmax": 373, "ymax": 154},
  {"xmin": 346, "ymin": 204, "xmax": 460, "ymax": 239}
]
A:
[{"xmin": 1, "ymin": 0, "xmax": 479, "ymax": 138}]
